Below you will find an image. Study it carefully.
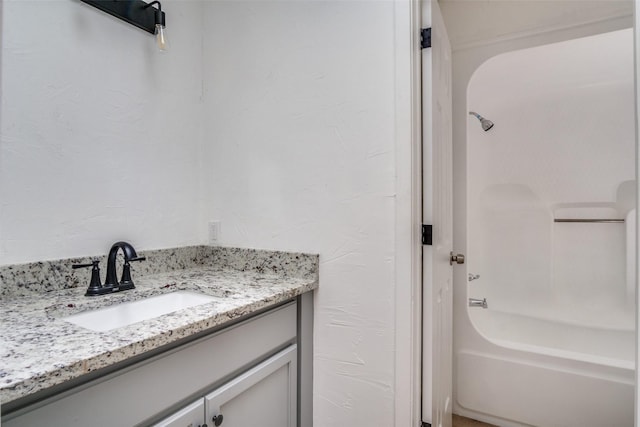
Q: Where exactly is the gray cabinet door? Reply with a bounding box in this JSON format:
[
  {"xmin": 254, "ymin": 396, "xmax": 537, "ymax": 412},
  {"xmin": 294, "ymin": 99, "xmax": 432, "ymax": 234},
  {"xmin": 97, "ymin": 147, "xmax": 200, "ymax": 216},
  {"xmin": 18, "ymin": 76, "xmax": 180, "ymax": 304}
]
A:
[
  {"xmin": 204, "ymin": 345, "xmax": 297, "ymax": 427},
  {"xmin": 153, "ymin": 399, "xmax": 205, "ymax": 427}
]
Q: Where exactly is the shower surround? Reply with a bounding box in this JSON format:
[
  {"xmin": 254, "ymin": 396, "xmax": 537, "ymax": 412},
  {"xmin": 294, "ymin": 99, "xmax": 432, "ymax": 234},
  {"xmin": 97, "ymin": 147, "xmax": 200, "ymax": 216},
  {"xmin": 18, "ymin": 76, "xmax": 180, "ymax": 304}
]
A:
[{"xmin": 456, "ymin": 28, "xmax": 636, "ymax": 426}]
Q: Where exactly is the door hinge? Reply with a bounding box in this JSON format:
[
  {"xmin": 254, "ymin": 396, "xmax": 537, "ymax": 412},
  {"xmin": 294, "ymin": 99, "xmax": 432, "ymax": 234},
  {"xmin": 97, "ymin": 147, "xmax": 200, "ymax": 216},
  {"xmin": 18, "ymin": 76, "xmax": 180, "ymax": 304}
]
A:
[
  {"xmin": 422, "ymin": 224, "xmax": 433, "ymax": 245},
  {"xmin": 421, "ymin": 27, "xmax": 431, "ymax": 49}
]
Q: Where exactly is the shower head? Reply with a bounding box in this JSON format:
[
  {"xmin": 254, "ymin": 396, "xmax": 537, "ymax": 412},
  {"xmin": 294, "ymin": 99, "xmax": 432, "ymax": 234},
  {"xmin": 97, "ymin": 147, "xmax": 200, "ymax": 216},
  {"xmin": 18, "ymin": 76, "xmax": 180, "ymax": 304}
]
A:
[{"xmin": 469, "ymin": 111, "xmax": 494, "ymax": 131}]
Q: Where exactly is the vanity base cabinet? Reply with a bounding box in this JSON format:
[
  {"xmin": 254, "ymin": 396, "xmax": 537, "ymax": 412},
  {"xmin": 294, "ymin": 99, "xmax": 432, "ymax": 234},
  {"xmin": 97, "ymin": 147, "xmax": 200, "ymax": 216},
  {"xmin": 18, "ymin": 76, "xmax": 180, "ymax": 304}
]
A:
[{"xmin": 3, "ymin": 301, "xmax": 298, "ymax": 427}]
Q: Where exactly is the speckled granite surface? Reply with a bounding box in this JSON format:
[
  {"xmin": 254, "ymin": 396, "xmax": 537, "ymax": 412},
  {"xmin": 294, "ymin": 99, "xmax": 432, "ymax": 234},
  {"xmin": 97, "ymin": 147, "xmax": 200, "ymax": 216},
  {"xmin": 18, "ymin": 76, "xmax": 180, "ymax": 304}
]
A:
[
  {"xmin": 0, "ymin": 246, "xmax": 318, "ymax": 299},
  {"xmin": 0, "ymin": 246, "xmax": 318, "ymax": 405}
]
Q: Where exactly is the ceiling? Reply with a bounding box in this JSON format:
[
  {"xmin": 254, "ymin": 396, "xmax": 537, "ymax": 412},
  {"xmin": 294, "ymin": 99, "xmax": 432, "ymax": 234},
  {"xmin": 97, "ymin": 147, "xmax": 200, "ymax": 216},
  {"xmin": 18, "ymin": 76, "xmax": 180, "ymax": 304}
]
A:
[{"xmin": 439, "ymin": 0, "xmax": 633, "ymax": 51}]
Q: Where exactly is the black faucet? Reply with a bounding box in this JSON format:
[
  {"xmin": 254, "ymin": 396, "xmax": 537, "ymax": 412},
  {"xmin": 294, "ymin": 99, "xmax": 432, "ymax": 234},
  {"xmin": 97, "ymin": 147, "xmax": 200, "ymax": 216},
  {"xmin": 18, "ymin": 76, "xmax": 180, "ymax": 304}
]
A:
[
  {"xmin": 104, "ymin": 241, "xmax": 146, "ymax": 290},
  {"xmin": 72, "ymin": 242, "xmax": 146, "ymax": 296}
]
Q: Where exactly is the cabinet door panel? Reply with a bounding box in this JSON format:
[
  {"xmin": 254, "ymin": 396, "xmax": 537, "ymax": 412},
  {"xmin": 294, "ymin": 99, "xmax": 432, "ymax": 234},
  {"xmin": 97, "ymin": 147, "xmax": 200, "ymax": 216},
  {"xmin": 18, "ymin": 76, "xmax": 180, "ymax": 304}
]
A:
[
  {"xmin": 152, "ymin": 399, "xmax": 204, "ymax": 427},
  {"xmin": 205, "ymin": 345, "xmax": 297, "ymax": 427}
]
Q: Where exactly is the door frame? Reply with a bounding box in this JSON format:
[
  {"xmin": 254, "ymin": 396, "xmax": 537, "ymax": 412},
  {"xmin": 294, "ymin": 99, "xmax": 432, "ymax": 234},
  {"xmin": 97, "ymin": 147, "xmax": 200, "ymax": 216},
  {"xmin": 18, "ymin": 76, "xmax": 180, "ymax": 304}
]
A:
[
  {"xmin": 393, "ymin": 2, "xmax": 639, "ymax": 426},
  {"xmin": 633, "ymin": 3, "xmax": 640, "ymax": 424},
  {"xmin": 393, "ymin": 0, "xmax": 423, "ymax": 426}
]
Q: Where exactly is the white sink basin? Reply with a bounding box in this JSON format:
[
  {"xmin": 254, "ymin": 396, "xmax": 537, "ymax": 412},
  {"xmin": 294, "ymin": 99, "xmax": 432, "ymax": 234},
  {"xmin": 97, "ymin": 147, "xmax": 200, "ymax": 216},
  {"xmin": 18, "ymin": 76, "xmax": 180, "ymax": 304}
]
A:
[{"xmin": 63, "ymin": 291, "xmax": 215, "ymax": 332}]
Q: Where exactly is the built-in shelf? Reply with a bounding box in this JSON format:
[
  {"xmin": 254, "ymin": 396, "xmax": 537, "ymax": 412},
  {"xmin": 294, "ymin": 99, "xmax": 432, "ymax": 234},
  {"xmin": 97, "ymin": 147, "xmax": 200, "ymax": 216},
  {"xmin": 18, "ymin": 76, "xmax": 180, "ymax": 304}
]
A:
[{"xmin": 554, "ymin": 219, "xmax": 625, "ymax": 223}]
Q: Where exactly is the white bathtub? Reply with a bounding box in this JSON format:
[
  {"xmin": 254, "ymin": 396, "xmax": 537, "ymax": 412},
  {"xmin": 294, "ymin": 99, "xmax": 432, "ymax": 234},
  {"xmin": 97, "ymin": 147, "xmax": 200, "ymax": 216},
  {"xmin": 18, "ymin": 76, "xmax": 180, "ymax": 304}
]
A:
[
  {"xmin": 470, "ymin": 309, "xmax": 634, "ymax": 369},
  {"xmin": 455, "ymin": 309, "xmax": 635, "ymax": 427}
]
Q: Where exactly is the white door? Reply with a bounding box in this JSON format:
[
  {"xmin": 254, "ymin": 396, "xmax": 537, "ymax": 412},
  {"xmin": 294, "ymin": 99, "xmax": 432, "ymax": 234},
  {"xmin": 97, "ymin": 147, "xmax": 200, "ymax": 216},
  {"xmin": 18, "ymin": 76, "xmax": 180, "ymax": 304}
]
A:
[{"xmin": 421, "ymin": 1, "xmax": 453, "ymax": 426}]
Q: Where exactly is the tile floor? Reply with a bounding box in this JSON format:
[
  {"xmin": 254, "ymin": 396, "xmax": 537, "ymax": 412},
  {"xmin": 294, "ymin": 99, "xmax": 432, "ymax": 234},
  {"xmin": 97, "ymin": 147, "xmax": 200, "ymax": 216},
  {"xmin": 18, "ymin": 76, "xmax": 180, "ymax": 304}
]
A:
[{"xmin": 452, "ymin": 414, "xmax": 498, "ymax": 427}]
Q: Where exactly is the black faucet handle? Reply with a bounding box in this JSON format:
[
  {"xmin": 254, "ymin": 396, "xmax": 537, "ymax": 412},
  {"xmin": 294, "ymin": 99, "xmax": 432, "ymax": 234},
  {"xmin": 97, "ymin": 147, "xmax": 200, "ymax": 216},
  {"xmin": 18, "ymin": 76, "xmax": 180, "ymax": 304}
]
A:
[
  {"xmin": 72, "ymin": 260, "xmax": 104, "ymax": 296},
  {"xmin": 120, "ymin": 256, "xmax": 145, "ymax": 288},
  {"xmin": 72, "ymin": 260, "xmax": 100, "ymax": 269}
]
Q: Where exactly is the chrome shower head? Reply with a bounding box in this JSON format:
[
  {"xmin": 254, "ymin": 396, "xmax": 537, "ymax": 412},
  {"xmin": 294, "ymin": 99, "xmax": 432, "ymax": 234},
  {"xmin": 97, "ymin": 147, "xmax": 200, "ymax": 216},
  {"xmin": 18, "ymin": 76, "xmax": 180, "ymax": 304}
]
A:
[{"xmin": 469, "ymin": 111, "xmax": 494, "ymax": 131}]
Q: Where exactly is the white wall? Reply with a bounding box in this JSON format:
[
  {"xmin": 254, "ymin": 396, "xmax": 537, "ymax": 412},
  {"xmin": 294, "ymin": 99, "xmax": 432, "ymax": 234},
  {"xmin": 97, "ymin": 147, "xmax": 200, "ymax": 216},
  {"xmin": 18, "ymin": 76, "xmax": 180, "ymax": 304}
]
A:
[
  {"xmin": 201, "ymin": 2, "xmax": 398, "ymax": 425},
  {"xmin": 2, "ymin": 1, "xmax": 406, "ymax": 425},
  {"xmin": 0, "ymin": 0, "xmax": 206, "ymax": 264}
]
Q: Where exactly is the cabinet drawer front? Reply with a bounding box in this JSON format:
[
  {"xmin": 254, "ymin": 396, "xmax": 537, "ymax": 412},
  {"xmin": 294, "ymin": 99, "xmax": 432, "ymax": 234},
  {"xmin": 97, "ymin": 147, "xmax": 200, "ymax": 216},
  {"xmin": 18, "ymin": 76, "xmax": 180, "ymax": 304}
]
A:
[{"xmin": 4, "ymin": 302, "xmax": 296, "ymax": 427}]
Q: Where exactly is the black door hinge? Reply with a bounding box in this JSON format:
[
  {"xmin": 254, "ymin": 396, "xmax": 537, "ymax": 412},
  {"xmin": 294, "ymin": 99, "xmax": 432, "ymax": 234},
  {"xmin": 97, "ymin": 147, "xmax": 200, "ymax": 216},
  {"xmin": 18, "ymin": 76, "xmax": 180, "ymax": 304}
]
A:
[
  {"xmin": 422, "ymin": 422, "xmax": 432, "ymax": 427},
  {"xmin": 422, "ymin": 224, "xmax": 433, "ymax": 245},
  {"xmin": 421, "ymin": 28, "xmax": 431, "ymax": 49}
]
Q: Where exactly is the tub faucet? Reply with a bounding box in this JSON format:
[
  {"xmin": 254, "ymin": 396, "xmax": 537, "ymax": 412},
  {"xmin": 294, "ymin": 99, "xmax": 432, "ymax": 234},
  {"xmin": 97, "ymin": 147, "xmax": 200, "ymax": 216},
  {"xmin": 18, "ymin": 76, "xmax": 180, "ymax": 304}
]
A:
[
  {"xmin": 105, "ymin": 241, "xmax": 146, "ymax": 289},
  {"xmin": 469, "ymin": 298, "xmax": 488, "ymax": 309}
]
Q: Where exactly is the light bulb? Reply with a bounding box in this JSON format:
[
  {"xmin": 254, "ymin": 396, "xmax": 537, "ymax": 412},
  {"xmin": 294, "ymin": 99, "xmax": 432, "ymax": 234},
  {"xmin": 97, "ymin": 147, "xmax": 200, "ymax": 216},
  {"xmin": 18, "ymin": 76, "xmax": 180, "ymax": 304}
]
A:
[{"xmin": 155, "ymin": 24, "xmax": 167, "ymax": 51}]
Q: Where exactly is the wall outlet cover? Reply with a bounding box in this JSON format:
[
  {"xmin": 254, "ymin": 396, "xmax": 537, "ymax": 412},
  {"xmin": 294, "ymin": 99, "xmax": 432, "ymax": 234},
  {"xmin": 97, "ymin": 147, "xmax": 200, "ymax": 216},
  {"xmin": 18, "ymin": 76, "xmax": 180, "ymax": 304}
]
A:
[{"xmin": 208, "ymin": 221, "xmax": 221, "ymax": 244}]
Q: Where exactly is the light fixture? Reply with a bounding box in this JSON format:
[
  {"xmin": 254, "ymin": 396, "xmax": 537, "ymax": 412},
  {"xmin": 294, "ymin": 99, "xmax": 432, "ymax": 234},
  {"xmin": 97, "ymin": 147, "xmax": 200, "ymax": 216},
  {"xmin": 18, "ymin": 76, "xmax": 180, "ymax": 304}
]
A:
[
  {"xmin": 80, "ymin": 0, "xmax": 167, "ymax": 51},
  {"xmin": 144, "ymin": 1, "xmax": 167, "ymax": 51}
]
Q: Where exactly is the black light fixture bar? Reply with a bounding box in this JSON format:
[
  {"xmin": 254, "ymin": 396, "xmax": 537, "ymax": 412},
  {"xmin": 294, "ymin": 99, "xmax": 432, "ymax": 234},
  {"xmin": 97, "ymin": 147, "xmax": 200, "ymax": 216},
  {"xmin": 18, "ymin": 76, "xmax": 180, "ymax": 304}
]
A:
[{"xmin": 80, "ymin": 0, "xmax": 165, "ymax": 35}]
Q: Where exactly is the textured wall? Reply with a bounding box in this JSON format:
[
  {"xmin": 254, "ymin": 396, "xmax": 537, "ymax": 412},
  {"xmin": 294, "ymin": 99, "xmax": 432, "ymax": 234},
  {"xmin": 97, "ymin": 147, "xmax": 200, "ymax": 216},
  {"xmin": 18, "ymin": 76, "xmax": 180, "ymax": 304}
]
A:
[
  {"xmin": 0, "ymin": 0, "xmax": 205, "ymax": 264},
  {"xmin": 2, "ymin": 1, "xmax": 401, "ymax": 425},
  {"xmin": 201, "ymin": 2, "xmax": 397, "ymax": 425}
]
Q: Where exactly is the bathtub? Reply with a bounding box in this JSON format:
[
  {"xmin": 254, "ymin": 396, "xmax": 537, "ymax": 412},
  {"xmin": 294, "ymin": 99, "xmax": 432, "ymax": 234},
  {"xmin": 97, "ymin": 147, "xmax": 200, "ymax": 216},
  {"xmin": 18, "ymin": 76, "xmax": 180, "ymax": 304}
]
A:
[
  {"xmin": 456, "ymin": 185, "xmax": 636, "ymax": 426},
  {"xmin": 454, "ymin": 308, "xmax": 635, "ymax": 427}
]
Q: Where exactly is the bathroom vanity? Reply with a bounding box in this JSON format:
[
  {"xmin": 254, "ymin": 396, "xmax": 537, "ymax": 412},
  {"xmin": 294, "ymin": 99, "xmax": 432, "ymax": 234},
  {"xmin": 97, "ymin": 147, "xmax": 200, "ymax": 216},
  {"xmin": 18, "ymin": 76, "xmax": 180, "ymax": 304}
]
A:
[{"xmin": 0, "ymin": 246, "xmax": 318, "ymax": 426}]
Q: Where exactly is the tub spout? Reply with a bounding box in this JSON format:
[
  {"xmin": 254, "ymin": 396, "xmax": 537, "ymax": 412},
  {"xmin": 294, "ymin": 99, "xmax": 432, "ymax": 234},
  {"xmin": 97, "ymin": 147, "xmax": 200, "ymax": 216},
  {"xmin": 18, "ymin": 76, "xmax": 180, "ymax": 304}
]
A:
[{"xmin": 469, "ymin": 298, "xmax": 488, "ymax": 309}]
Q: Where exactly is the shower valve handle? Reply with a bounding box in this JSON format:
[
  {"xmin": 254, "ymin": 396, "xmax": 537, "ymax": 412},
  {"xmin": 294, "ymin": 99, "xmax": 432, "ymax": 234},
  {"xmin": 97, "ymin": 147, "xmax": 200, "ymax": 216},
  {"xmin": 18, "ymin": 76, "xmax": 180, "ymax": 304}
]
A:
[{"xmin": 450, "ymin": 252, "xmax": 465, "ymax": 265}]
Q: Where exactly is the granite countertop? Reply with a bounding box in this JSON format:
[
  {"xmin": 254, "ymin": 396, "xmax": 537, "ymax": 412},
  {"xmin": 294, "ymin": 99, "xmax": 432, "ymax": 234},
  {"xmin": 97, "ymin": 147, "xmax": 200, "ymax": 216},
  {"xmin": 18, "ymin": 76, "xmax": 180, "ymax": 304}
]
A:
[{"xmin": 0, "ymin": 246, "xmax": 318, "ymax": 406}]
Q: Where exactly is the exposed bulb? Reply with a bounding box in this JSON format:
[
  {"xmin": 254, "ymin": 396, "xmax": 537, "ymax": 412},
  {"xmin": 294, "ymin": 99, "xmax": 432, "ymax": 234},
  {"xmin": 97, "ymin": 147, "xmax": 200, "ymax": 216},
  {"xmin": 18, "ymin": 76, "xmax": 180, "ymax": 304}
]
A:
[{"xmin": 155, "ymin": 24, "xmax": 167, "ymax": 51}]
